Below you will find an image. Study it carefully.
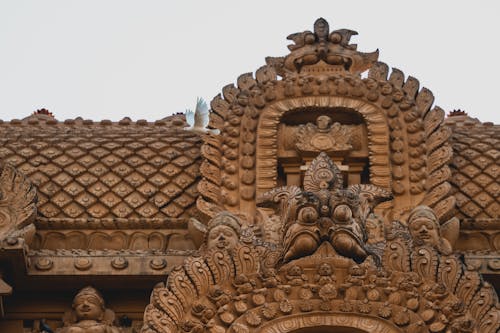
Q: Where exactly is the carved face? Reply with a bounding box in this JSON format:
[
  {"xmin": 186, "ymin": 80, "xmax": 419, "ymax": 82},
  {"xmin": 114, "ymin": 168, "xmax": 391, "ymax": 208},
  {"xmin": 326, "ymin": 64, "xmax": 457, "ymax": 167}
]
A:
[
  {"xmin": 316, "ymin": 115, "xmax": 332, "ymax": 130},
  {"xmin": 409, "ymin": 216, "xmax": 440, "ymax": 247},
  {"xmin": 207, "ymin": 225, "xmax": 239, "ymax": 250},
  {"xmin": 318, "ymin": 263, "xmax": 332, "ymax": 276},
  {"xmin": 288, "ymin": 265, "xmax": 302, "ymax": 276},
  {"xmin": 314, "ymin": 19, "xmax": 329, "ymax": 39},
  {"xmin": 74, "ymin": 295, "xmax": 104, "ymax": 321}
]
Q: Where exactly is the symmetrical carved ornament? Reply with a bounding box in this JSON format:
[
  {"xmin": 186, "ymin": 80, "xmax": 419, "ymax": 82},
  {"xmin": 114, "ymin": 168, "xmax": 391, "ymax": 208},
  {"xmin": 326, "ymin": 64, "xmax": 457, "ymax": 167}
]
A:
[
  {"xmin": 0, "ymin": 116, "xmax": 201, "ymax": 221},
  {"xmin": 294, "ymin": 115, "xmax": 354, "ymax": 154},
  {"xmin": 142, "ymin": 154, "xmax": 500, "ymax": 333},
  {"xmin": 198, "ymin": 18, "xmax": 455, "ymax": 230},
  {"xmin": 449, "ymin": 120, "xmax": 499, "ymax": 220}
]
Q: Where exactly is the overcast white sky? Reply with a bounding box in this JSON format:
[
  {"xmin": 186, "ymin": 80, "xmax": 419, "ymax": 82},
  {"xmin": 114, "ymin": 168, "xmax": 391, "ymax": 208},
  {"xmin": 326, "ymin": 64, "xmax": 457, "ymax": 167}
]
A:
[{"xmin": 1, "ymin": 1, "xmax": 499, "ymax": 123}]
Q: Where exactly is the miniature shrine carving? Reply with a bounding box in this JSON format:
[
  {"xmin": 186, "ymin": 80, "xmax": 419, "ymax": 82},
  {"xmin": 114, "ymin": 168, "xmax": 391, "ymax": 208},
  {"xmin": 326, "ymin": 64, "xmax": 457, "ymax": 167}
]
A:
[{"xmin": 57, "ymin": 286, "xmax": 122, "ymax": 333}]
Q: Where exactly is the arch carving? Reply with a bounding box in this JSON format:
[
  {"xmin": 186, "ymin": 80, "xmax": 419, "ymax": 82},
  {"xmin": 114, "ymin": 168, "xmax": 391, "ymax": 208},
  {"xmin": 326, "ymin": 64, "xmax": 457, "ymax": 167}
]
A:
[
  {"xmin": 197, "ymin": 18, "xmax": 455, "ymax": 228},
  {"xmin": 143, "ymin": 154, "xmax": 500, "ymax": 333},
  {"xmin": 258, "ymin": 313, "xmax": 401, "ymax": 333}
]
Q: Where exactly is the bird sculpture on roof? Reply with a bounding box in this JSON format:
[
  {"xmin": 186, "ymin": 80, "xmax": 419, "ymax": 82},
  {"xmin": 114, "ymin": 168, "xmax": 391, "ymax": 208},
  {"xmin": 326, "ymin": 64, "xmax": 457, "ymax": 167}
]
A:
[{"xmin": 184, "ymin": 97, "xmax": 220, "ymax": 134}]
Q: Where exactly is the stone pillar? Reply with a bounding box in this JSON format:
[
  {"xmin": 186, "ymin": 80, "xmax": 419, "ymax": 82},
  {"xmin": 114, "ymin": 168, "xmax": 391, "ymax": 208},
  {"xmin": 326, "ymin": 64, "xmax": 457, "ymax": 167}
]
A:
[{"xmin": 283, "ymin": 163, "xmax": 302, "ymax": 186}]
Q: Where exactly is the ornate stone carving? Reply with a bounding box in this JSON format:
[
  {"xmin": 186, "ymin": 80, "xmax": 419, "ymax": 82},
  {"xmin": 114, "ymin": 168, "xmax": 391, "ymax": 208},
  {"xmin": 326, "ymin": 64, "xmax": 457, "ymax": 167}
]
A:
[
  {"xmin": 275, "ymin": 18, "xmax": 378, "ymax": 75},
  {"xmin": 57, "ymin": 286, "xmax": 122, "ymax": 333},
  {"xmin": 205, "ymin": 212, "xmax": 242, "ymax": 251},
  {"xmin": 142, "ymin": 157, "xmax": 499, "ymax": 333},
  {"xmin": 408, "ymin": 205, "xmax": 453, "ymax": 254},
  {"xmin": 294, "ymin": 115, "xmax": 353, "ymax": 154},
  {"xmin": 0, "ymin": 163, "xmax": 37, "ymax": 245},
  {"xmin": 258, "ymin": 153, "xmax": 391, "ymax": 264}
]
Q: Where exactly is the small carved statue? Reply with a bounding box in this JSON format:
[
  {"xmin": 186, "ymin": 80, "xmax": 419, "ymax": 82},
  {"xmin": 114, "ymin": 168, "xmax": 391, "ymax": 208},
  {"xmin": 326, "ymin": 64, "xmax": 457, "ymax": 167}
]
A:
[
  {"xmin": 205, "ymin": 212, "xmax": 242, "ymax": 250},
  {"xmin": 407, "ymin": 206, "xmax": 452, "ymax": 255},
  {"xmin": 285, "ymin": 265, "xmax": 308, "ymax": 286},
  {"xmin": 314, "ymin": 263, "xmax": 336, "ymax": 286},
  {"xmin": 294, "ymin": 115, "xmax": 353, "ymax": 154},
  {"xmin": 57, "ymin": 286, "xmax": 121, "ymax": 333}
]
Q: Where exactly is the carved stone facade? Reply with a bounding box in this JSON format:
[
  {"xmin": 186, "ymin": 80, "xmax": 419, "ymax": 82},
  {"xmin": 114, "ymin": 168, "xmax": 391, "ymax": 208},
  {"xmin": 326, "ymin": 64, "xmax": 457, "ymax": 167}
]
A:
[{"xmin": 0, "ymin": 18, "xmax": 499, "ymax": 333}]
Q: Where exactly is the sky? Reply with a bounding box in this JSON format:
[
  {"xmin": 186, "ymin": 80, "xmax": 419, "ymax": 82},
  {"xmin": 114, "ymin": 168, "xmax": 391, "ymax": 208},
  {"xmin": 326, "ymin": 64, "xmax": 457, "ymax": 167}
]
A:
[{"xmin": 1, "ymin": 1, "xmax": 499, "ymax": 123}]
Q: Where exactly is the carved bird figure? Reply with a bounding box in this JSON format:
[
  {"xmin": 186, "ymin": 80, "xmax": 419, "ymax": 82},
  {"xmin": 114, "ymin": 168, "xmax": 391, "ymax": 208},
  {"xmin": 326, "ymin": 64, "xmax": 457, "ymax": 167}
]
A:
[{"xmin": 184, "ymin": 97, "xmax": 220, "ymax": 134}]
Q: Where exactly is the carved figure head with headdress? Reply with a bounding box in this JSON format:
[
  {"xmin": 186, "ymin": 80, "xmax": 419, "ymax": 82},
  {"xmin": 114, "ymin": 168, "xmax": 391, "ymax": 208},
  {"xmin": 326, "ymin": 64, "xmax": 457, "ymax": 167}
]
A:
[
  {"xmin": 72, "ymin": 286, "xmax": 105, "ymax": 321},
  {"xmin": 206, "ymin": 212, "xmax": 242, "ymax": 250},
  {"xmin": 58, "ymin": 286, "xmax": 121, "ymax": 333},
  {"xmin": 316, "ymin": 115, "xmax": 332, "ymax": 130},
  {"xmin": 408, "ymin": 206, "xmax": 452, "ymax": 255}
]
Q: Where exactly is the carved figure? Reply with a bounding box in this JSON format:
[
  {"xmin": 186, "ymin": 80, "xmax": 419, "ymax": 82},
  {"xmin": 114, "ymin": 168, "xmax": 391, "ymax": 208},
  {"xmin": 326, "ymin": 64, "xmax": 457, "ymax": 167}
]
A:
[
  {"xmin": 258, "ymin": 153, "xmax": 392, "ymax": 264},
  {"xmin": 314, "ymin": 263, "xmax": 336, "ymax": 286},
  {"xmin": 295, "ymin": 115, "xmax": 353, "ymax": 154},
  {"xmin": 57, "ymin": 286, "xmax": 121, "ymax": 333},
  {"xmin": 285, "ymin": 265, "xmax": 308, "ymax": 286},
  {"xmin": 187, "ymin": 212, "xmax": 242, "ymax": 251},
  {"xmin": 281, "ymin": 18, "xmax": 378, "ymax": 74},
  {"xmin": 0, "ymin": 163, "xmax": 37, "ymax": 244},
  {"xmin": 205, "ymin": 212, "xmax": 242, "ymax": 250},
  {"xmin": 408, "ymin": 206, "xmax": 452, "ymax": 255}
]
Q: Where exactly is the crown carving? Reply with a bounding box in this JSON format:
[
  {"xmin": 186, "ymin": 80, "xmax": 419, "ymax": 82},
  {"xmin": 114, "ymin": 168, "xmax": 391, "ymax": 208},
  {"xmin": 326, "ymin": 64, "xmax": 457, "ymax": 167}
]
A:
[{"xmin": 266, "ymin": 18, "xmax": 378, "ymax": 76}]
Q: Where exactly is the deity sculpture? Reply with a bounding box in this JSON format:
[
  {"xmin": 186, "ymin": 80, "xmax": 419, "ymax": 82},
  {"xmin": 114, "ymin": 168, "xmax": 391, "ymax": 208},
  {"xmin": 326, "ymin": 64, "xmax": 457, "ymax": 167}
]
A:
[
  {"xmin": 205, "ymin": 212, "xmax": 241, "ymax": 250},
  {"xmin": 57, "ymin": 286, "xmax": 121, "ymax": 333},
  {"xmin": 294, "ymin": 115, "xmax": 353, "ymax": 154},
  {"xmin": 407, "ymin": 205, "xmax": 452, "ymax": 255},
  {"xmin": 187, "ymin": 211, "xmax": 242, "ymax": 251},
  {"xmin": 258, "ymin": 152, "xmax": 392, "ymax": 264}
]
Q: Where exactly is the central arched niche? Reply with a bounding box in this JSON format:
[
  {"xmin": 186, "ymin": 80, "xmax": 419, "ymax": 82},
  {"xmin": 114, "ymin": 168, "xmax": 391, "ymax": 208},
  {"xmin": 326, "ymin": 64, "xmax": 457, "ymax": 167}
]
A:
[
  {"xmin": 198, "ymin": 17, "xmax": 455, "ymax": 230},
  {"xmin": 258, "ymin": 313, "xmax": 402, "ymax": 333},
  {"xmin": 276, "ymin": 106, "xmax": 369, "ymax": 188},
  {"xmin": 290, "ymin": 327, "xmax": 367, "ymax": 333}
]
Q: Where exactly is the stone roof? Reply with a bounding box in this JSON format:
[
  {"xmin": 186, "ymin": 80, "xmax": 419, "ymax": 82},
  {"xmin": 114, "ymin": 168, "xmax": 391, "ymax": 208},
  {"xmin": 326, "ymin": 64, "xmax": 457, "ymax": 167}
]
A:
[
  {"xmin": 0, "ymin": 114, "xmax": 202, "ymax": 220},
  {"xmin": 446, "ymin": 115, "xmax": 499, "ymax": 219}
]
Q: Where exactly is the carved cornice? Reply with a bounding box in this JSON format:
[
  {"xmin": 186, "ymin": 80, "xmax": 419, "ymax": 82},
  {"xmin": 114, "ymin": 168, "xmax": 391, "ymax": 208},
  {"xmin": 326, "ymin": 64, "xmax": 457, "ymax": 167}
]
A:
[
  {"xmin": 35, "ymin": 217, "xmax": 188, "ymax": 230},
  {"xmin": 464, "ymin": 252, "xmax": 500, "ymax": 273},
  {"xmin": 28, "ymin": 248, "xmax": 197, "ymax": 276}
]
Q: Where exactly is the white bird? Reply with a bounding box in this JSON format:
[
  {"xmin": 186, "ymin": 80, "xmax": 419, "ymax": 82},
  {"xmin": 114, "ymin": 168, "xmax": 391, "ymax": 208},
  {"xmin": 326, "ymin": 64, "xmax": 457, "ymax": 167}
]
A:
[{"xmin": 184, "ymin": 97, "xmax": 220, "ymax": 134}]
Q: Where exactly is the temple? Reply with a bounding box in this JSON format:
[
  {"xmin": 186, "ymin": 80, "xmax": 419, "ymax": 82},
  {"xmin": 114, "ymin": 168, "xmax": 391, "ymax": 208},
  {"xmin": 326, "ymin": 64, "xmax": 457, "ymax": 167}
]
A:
[{"xmin": 0, "ymin": 18, "xmax": 498, "ymax": 333}]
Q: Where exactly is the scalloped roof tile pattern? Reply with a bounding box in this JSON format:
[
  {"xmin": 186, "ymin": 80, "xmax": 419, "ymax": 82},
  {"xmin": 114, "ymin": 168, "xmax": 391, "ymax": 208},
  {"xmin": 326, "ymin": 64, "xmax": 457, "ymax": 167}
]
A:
[{"xmin": 0, "ymin": 115, "xmax": 202, "ymax": 219}]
